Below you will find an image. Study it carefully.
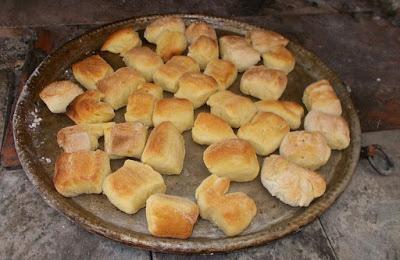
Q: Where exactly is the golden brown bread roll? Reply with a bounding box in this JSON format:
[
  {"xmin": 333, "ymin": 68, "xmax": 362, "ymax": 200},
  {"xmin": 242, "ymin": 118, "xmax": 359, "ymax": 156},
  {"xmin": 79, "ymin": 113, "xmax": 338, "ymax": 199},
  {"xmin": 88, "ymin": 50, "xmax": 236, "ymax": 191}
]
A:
[
  {"xmin": 174, "ymin": 72, "xmax": 218, "ymax": 108},
  {"xmin": 192, "ymin": 112, "xmax": 236, "ymax": 145},
  {"xmin": 255, "ymin": 100, "xmax": 304, "ymax": 130},
  {"xmin": 219, "ymin": 35, "xmax": 260, "ymax": 72},
  {"xmin": 302, "ymin": 79, "xmax": 342, "ymax": 116},
  {"xmin": 153, "ymin": 97, "xmax": 194, "ymax": 132},
  {"xmin": 187, "ymin": 36, "xmax": 219, "ymax": 70},
  {"xmin": 66, "ymin": 90, "xmax": 115, "ymax": 124},
  {"xmin": 246, "ymin": 29, "xmax": 289, "ymax": 53},
  {"xmin": 206, "ymin": 90, "xmax": 257, "ymax": 128},
  {"xmin": 146, "ymin": 193, "xmax": 199, "ymax": 239},
  {"xmin": 144, "ymin": 16, "xmax": 185, "ymax": 44},
  {"xmin": 185, "ymin": 22, "xmax": 217, "ymax": 44},
  {"xmin": 304, "ymin": 110, "xmax": 350, "ymax": 150},
  {"xmin": 125, "ymin": 93, "xmax": 156, "ymax": 126},
  {"xmin": 280, "ymin": 131, "xmax": 331, "ymax": 170},
  {"xmin": 53, "ymin": 150, "xmax": 111, "ymax": 197},
  {"xmin": 39, "ymin": 80, "xmax": 83, "ymax": 113},
  {"xmin": 262, "ymin": 45, "xmax": 295, "ymax": 74},
  {"xmin": 96, "ymin": 67, "xmax": 146, "ymax": 110},
  {"xmin": 102, "ymin": 160, "xmax": 166, "ymax": 214},
  {"xmin": 141, "ymin": 121, "xmax": 185, "ymax": 175},
  {"xmin": 261, "ymin": 155, "xmax": 326, "ymax": 207},
  {"xmin": 156, "ymin": 31, "xmax": 187, "ymax": 62},
  {"xmin": 72, "ymin": 55, "xmax": 114, "ymax": 90},
  {"xmin": 203, "ymin": 59, "xmax": 237, "ymax": 90},
  {"xmin": 153, "ymin": 55, "xmax": 200, "ymax": 93},
  {"xmin": 240, "ymin": 66, "xmax": 287, "ymax": 100},
  {"xmin": 101, "ymin": 27, "xmax": 142, "ymax": 55},
  {"xmin": 135, "ymin": 83, "xmax": 163, "ymax": 100},
  {"xmin": 203, "ymin": 138, "xmax": 259, "ymax": 182},
  {"xmin": 122, "ymin": 46, "xmax": 164, "ymax": 82},
  {"xmin": 237, "ymin": 112, "xmax": 289, "ymax": 156},
  {"xmin": 195, "ymin": 175, "xmax": 257, "ymax": 236}
]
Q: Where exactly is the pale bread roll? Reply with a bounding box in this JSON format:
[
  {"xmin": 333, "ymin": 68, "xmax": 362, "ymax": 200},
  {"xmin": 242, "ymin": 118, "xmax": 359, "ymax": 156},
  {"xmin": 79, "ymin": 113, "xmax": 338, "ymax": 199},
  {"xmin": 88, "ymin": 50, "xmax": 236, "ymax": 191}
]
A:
[
  {"xmin": 101, "ymin": 27, "xmax": 142, "ymax": 55},
  {"xmin": 246, "ymin": 29, "xmax": 289, "ymax": 53},
  {"xmin": 53, "ymin": 150, "xmax": 111, "ymax": 197},
  {"xmin": 192, "ymin": 112, "xmax": 236, "ymax": 145},
  {"xmin": 122, "ymin": 47, "xmax": 164, "ymax": 82},
  {"xmin": 187, "ymin": 36, "xmax": 219, "ymax": 70},
  {"xmin": 185, "ymin": 22, "xmax": 217, "ymax": 44},
  {"xmin": 255, "ymin": 100, "xmax": 304, "ymax": 129},
  {"xmin": 146, "ymin": 193, "xmax": 199, "ymax": 239},
  {"xmin": 261, "ymin": 155, "xmax": 326, "ymax": 207},
  {"xmin": 102, "ymin": 160, "xmax": 166, "ymax": 214},
  {"xmin": 262, "ymin": 46, "xmax": 295, "ymax": 74},
  {"xmin": 153, "ymin": 98, "xmax": 194, "ymax": 132},
  {"xmin": 72, "ymin": 55, "xmax": 114, "ymax": 90},
  {"xmin": 136, "ymin": 83, "xmax": 163, "ymax": 100},
  {"xmin": 237, "ymin": 112, "xmax": 289, "ymax": 156},
  {"xmin": 203, "ymin": 138, "xmax": 259, "ymax": 182},
  {"xmin": 39, "ymin": 80, "xmax": 83, "ymax": 113},
  {"xmin": 125, "ymin": 93, "xmax": 156, "ymax": 126},
  {"xmin": 156, "ymin": 31, "xmax": 187, "ymax": 62},
  {"xmin": 144, "ymin": 16, "xmax": 185, "ymax": 43},
  {"xmin": 204, "ymin": 59, "xmax": 237, "ymax": 90},
  {"xmin": 141, "ymin": 121, "xmax": 185, "ymax": 175},
  {"xmin": 304, "ymin": 110, "xmax": 350, "ymax": 150}
]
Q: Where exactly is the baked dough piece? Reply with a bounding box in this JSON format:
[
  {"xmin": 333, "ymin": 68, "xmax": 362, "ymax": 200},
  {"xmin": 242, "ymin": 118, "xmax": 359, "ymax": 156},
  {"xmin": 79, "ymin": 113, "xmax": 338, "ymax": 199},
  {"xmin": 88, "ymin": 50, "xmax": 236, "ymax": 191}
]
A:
[
  {"xmin": 219, "ymin": 35, "xmax": 260, "ymax": 72},
  {"xmin": 304, "ymin": 110, "xmax": 350, "ymax": 150},
  {"xmin": 53, "ymin": 150, "xmax": 111, "ymax": 197},
  {"xmin": 101, "ymin": 27, "xmax": 142, "ymax": 55},
  {"xmin": 255, "ymin": 100, "xmax": 304, "ymax": 130},
  {"xmin": 96, "ymin": 67, "xmax": 146, "ymax": 110},
  {"xmin": 66, "ymin": 90, "xmax": 115, "ymax": 124},
  {"xmin": 246, "ymin": 29, "xmax": 289, "ymax": 53},
  {"xmin": 153, "ymin": 55, "xmax": 200, "ymax": 93},
  {"xmin": 302, "ymin": 79, "xmax": 342, "ymax": 116},
  {"xmin": 104, "ymin": 122, "xmax": 148, "ymax": 159},
  {"xmin": 144, "ymin": 16, "xmax": 185, "ymax": 44},
  {"xmin": 261, "ymin": 155, "xmax": 326, "ymax": 207},
  {"xmin": 240, "ymin": 66, "xmax": 287, "ymax": 100},
  {"xmin": 57, "ymin": 122, "xmax": 114, "ymax": 153},
  {"xmin": 203, "ymin": 138, "xmax": 259, "ymax": 182},
  {"xmin": 156, "ymin": 31, "xmax": 187, "ymax": 62},
  {"xmin": 185, "ymin": 22, "xmax": 217, "ymax": 44},
  {"xmin": 153, "ymin": 98, "xmax": 194, "ymax": 132},
  {"xmin": 262, "ymin": 46, "xmax": 295, "ymax": 74},
  {"xmin": 175, "ymin": 72, "xmax": 218, "ymax": 108},
  {"xmin": 141, "ymin": 121, "xmax": 185, "ymax": 175},
  {"xmin": 122, "ymin": 47, "xmax": 164, "ymax": 82},
  {"xmin": 146, "ymin": 193, "xmax": 199, "ymax": 239},
  {"xmin": 102, "ymin": 160, "xmax": 166, "ymax": 214},
  {"xmin": 207, "ymin": 90, "xmax": 257, "ymax": 128},
  {"xmin": 195, "ymin": 175, "xmax": 257, "ymax": 236},
  {"xmin": 237, "ymin": 112, "xmax": 289, "ymax": 156},
  {"xmin": 188, "ymin": 36, "xmax": 219, "ymax": 70},
  {"xmin": 280, "ymin": 131, "xmax": 331, "ymax": 170},
  {"xmin": 135, "ymin": 83, "xmax": 163, "ymax": 100},
  {"xmin": 192, "ymin": 112, "xmax": 236, "ymax": 145},
  {"xmin": 40, "ymin": 80, "xmax": 83, "ymax": 113},
  {"xmin": 72, "ymin": 55, "xmax": 114, "ymax": 90},
  {"xmin": 204, "ymin": 59, "xmax": 237, "ymax": 90}
]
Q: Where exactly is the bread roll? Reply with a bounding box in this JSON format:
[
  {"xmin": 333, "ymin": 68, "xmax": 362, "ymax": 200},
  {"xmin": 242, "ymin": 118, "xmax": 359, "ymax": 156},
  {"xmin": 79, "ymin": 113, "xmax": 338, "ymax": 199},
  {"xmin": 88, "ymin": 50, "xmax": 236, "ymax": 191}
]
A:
[
  {"xmin": 96, "ymin": 67, "xmax": 146, "ymax": 110},
  {"xmin": 207, "ymin": 90, "xmax": 257, "ymax": 128},
  {"xmin": 146, "ymin": 193, "xmax": 199, "ymax": 239},
  {"xmin": 72, "ymin": 55, "xmax": 114, "ymax": 90},
  {"xmin": 195, "ymin": 175, "xmax": 257, "ymax": 236},
  {"xmin": 153, "ymin": 98, "xmax": 194, "ymax": 132},
  {"xmin": 101, "ymin": 27, "xmax": 142, "ymax": 55},
  {"xmin": 136, "ymin": 82, "xmax": 163, "ymax": 100},
  {"xmin": 261, "ymin": 155, "xmax": 326, "ymax": 207},
  {"xmin": 122, "ymin": 47, "xmax": 163, "ymax": 82},
  {"xmin": 203, "ymin": 138, "xmax": 259, "ymax": 182},
  {"xmin": 174, "ymin": 72, "xmax": 218, "ymax": 108},
  {"xmin": 66, "ymin": 90, "xmax": 115, "ymax": 124},
  {"xmin": 141, "ymin": 121, "xmax": 185, "ymax": 175},
  {"xmin": 125, "ymin": 93, "xmax": 156, "ymax": 126},
  {"xmin": 153, "ymin": 55, "xmax": 200, "ymax": 93},
  {"xmin": 144, "ymin": 16, "xmax": 185, "ymax": 44},
  {"xmin": 302, "ymin": 79, "xmax": 342, "ymax": 116},
  {"xmin": 188, "ymin": 36, "xmax": 219, "ymax": 70},
  {"xmin": 53, "ymin": 150, "xmax": 111, "ymax": 197},
  {"xmin": 255, "ymin": 100, "xmax": 304, "ymax": 130},
  {"xmin": 240, "ymin": 66, "xmax": 287, "ymax": 100},
  {"xmin": 237, "ymin": 112, "xmax": 289, "ymax": 156},
  {"xmin": 219, "ymin": 35, "xmax": 260, "ymax": 72},
  {"xmin": 204, "ymin": 59, "xmax": 237, "ymax": 90},
  {"xmin": 304, "ymin": 110, "xmax": 350, "ymax": 150},
  {"xmin": 246, "ymin": 29, "xmax": 289, "ymax": 53},
  {"xmin": 156, "ymin": 31, "xmax": 187, "ymax": 62},
  {"xmin": 192, "ymin": 112, "xmax": 236, "ymax": 145},
  {"xmin": 280, "ymin": 131, "xmax": 331, "ymax": 170},
  {"xmin": 39, "ymin": 80, "xmax": 83, "ymax": 113},
  {"xmin": 185, "ymin": 22, "xmax": 217, "ymax": 44},
  {"xmin": 262, "ymin": 46, "xmax": 295, "ymax": 74},
  {"xmin": 102, "ymin": 160, "xmax": 166, "ymax": 214}
]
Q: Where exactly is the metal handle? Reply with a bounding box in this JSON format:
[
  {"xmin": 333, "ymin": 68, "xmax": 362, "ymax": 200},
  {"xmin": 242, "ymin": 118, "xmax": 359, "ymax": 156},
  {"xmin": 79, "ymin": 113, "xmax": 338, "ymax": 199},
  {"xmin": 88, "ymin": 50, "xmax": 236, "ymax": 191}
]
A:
[{"xmin": 360, "ymin": 144, "xmax": 395, "ymax": 176}]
